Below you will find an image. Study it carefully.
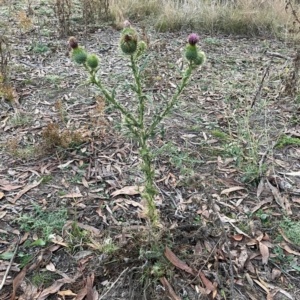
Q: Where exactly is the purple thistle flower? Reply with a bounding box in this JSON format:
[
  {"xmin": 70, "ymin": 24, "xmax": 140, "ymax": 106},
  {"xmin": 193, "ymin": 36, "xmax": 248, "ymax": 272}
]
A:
[
  {"xmin": 123, "ymin": 20, "xmax": 131, "ymax": 28},
  {"xmin": 188, "ymin": 34, "xmax": 199, "ymax": 46}
]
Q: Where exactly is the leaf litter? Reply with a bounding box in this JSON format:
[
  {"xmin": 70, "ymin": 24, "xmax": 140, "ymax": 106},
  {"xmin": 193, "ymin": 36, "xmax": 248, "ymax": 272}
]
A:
[{"xmin": 0, "ymin": 3, "xmax": 300, "ymax": 300}]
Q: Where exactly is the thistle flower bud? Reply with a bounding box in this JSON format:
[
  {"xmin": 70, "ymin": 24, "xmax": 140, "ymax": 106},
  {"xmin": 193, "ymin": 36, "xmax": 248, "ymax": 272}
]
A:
[
  {"xmin": 138, "ymin": 41, "xmax": 146, "ymax": 52},
  {"xmin": 185, "ymin": 44, "xmax": 198, "ymax": 62},
  {"xmin": 87, "ymin": 54, "xmax": 99, "ymax": 69},
  {"xmin": 120, "ymin": 28, "xmax": 138, "ymax": 55},
  {"xmin": 135, "ymin": 41, "xmax": 147, "ymax": 58},
  {"xmin": 72, "ymin": 48, "xmax": 87, "ymax": 64},
  {"xmin": 69, "ymin": 36, "xmax": 78, "ymax": 49},
  {"xmin": 184, "ymin": 34, "xmax": 205, "ymax": 67},
  {"xmin": 188, "ymin": 33, "xmax": 199, "ymax": 46},
  {"xmin": 194, "ymin": 51, "xmax": 206, "ymax": 66}
]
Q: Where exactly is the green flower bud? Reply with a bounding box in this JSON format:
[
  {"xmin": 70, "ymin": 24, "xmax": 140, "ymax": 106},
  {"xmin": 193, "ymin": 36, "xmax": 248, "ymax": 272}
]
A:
[
  {"xmin": 120, "ymin": 28, "xmax": 138, "ymax": 55},
  {"xmin": 185, "ymin": 44, "xmax": 198, "ymax": 62},
  {"xmin": 138, "ymin": 41, "xmax": 146, "ymax": 52},
  {"xmin": 135, "ymin": 41, "xmax": 147, "ymax": 58},
  {"xmin": 87, "ymin": 54, "xmax": 99, "ymax": 69},
  {"xmin": 194, "ymin": 51, "xmax": 206, "ymax": 66},
  {"xmin": 72, "ymin": 47, "xmax": 87, "ymax": 64}
]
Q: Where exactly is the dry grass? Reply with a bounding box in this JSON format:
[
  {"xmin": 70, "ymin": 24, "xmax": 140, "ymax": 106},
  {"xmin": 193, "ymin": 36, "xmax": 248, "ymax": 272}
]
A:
[
  {"xmin": 109, "ymin": 0, "xmax": 299, "ymax": 36},
  {"xmin": 109, "ymin": 0, "xmax": 162, "ymax": 27}
]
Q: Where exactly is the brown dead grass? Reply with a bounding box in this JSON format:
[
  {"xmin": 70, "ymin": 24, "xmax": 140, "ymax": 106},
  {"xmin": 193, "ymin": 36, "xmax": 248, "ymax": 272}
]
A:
[{"xmin": 110, "ymin": 0, "xmax": 299, "ymax": 36}]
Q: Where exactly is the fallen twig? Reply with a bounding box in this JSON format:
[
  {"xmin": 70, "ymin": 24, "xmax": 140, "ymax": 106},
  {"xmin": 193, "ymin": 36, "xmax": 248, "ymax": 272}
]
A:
[
  {"xmin": 0, "ymin": 235, "xmax": 20, "ymax": 291},
  {"xmin": 98, "ymin": 267, "xmax": 129, "ymax": 300},
  {"xmin": 265, "ymin": 51, "xmax": 291, "ymax": 60},
  {"xmin": 251, "ymin": 62, "xmax": 271, "ymax": 108}
]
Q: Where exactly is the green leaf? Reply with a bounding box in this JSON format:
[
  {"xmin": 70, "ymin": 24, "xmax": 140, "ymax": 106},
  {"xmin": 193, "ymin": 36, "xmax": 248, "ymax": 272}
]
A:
[
  {"xmin": 139, "ymin": 54, "xmax": 151, "ymax": 73},
  {"xmin": 0, "ymin": 252, "xmax": 14, "ymax": 260},
  {"xmin": 30, "ymin": 239, "xmax": 46, "ymax": 246},
  {"xmin": 292, "ymin": 265, "xmax": 300, "ymax": 273}
]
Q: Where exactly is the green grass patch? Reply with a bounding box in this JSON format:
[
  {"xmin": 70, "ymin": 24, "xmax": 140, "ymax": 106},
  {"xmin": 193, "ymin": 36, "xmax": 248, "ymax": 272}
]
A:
[
  {"xmin": 15, "ymin": 204, "xmax": 67, "ymax": 241},
  {"xmin": 211, "ymin": 129, "xmax": 229, "ymax": 140},
  {"xmin": 280, "ymin": 217, "xmax": 300, "ymax": 246},
  {"xmin": 277, "ymin": 135, "xmax": 300, "ymax": 149}
]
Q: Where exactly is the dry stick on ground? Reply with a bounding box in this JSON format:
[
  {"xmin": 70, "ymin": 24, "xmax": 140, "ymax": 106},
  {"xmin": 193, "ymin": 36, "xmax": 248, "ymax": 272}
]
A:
[
  {"xmin": 258, "ymin": 149, "xmax": 269, "ymax": 176},
  {"xmin": 206, "ymin": 195, "xmax": 235, "ymax": 298},
  {"xmin": 251, "ymin": 62, "xmax": 271, "ymax": 108},
  {"xmin": 265, "ymin": 51, "xmax": 292, "ymax": 61},
  {"xmin": 98, "ymin": 267, "xmax": 129, "ymax": 300},
  {"xmin": 0, "ymin": 235, "xmax": 20, "ymax": 291}
]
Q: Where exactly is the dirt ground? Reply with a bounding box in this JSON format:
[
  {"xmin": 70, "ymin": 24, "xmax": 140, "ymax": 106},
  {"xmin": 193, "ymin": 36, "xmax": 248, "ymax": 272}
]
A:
[{"xmin": 1, "ymin": 2, "xmax": 300, "ymax": 300}]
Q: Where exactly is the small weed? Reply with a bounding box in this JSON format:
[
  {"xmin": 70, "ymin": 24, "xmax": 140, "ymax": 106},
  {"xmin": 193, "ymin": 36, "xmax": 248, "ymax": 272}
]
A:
[
  {"xmin": 223, "ymin": 141, "xmax": 243, "ymax": 160},
  {"xmin": 65, "ymin": 222, "xmax": 91, "ymax": 252},
  {"xmin": 17, "ymin": 10, "xmax": 33, "ymax": 32},
  {"xmin": 211, "ymin": 129, "xmax": 229, "ymax": 140},
  {"xmin": 261, "ymin": 40, "xmax": 270, "ymax": 49},
  {"xmin": 40, "ymin": 175, "xmax": 53, "ymax": 184},
  {"xmin": 99, "ymin": 237, "xmax": 119, "ymax": 254},
  {"xmin": 238, "ymin": 221, "xmax": 250, "ymax": 233},
  {"xmin": 193, "ymin": 215, "xmax": 202, "ymax": 225},
  {"xmin": 276, "ymin": 135, "xmax": 300, "ymax": 148},
  {"xmin": 204, "ymin": 37, "xmax": 222, "ymax": 45},
  {"xmin": 58, "ymin": 190, "xmax": 66, "ymax": 196},
  {"xmin": 54, "ymin": 99, "xmax": 67, "ymax": 123},
  {"xmin": 151, "ymin": 261, "xmax": 166, "ymax": 278},
  {"xmin": 32, "ymin": 270, "xmax": 58, "ymax": 287},
  {"xmin": 5, "ymin": 138, "xmax": 35, "ymax": 160},
  {"xmin": 271, "ymin": 245, "xmax": 295, "ymax": 266},
  {"xmin": 22, "ymin": 78, "xmax": 33, "ymax": 85},
  {"xmin": 15, "ymin": 204, "xmax": 67, "ymax": 241},
  {"xmin": 280, "ymin": 217, "xmax": 300, "ymax": 246},
  {"xmin": 241, "ymin": 163, "xmax": 264, "ymax": 185},
  {"xmin": 155, "ymin": 141, "xmax": 203, "ymax": 175},
  {"xmin": 0, "ymin": 82, "xmax": 15, "ymax": 102},
  {"xmin": 255, "ymin": 209, "xmax": 271, "ymax": 225},
  {"xmin": 45, "ymin": 74, "xmax": 64, "ymax": 84},
  {"xmin": 42, "ymin": 122, "xmax": 85, "ymax": 149},
  {"xmin": 17, "ymin": 252, "xmax": 33, "ymax": 268},
  {"xmin": 40, "ymin": 29, "xmax": 51, "ymax": 36},
  {"xmin": 9, "ymin": 112, "xmax": 31, "ymax": 127},
  {"xmin": 28, "ymin": 43, "xmax": 49, "ymax": 53}
]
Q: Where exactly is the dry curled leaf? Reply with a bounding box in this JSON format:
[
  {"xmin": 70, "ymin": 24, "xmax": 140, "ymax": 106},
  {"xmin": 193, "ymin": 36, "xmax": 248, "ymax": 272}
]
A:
[
  {"xmin": 57, "ymin": 290, "xmax": 77, "ymax": 297},
  {"xmin": 198, "ymin": 270, "xmax": 216, "ymax": 292},
  {"xmin": 37, "ymin": 276, "xmax": 76, "ymax": 300},
  {"xmin": 271, "ymin": 268, "xmax": 281, "ymax": 280},
  {"xmin": 164, "ymin": 246, "xmax": 195, "ymax": 275},
  {"xmin": 259, "ymin": 242, "xmax": 269, "ymax": 265},
  {"xmin": 111, "ymin": 186, "xmax": 144, "ymax": 197},
  {"xmin": 160, "ymin": 277, "xmax": 181, "ymax": 300},
  {"xmin": 11, "ymin": 266, "xmax": 28, "ymax": 300},
  {"xmin": 220, "ymin": 186, "xmax": 245, "ymax": 196},
  {"xmin": 59, "ymin": 193, "xmax": 83, "ymax": 198},
  {"xmin": 266, "ymin": 179, "xmax": 285, "ymax": 210}
]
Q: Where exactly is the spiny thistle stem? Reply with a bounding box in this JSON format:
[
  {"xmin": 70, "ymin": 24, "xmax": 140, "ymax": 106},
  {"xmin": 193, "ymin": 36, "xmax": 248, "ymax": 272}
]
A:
[
  {"xmin": 139, "ymin": 135, "xmax": 158, "ymax": 222},
  {"xmin": 89, "ymin": 72, "xmax": 140, "ymax": 128},
  {"xmin": 130, "ymin": 54, "xmax": 145, "ymax": 126},
  {"xmin": 69, "ymin": 31, "xmax": 206, "ymax": 225},
  {"xmin": 146, "ymin": 65, "xmax": 193, "ymax": 139}
]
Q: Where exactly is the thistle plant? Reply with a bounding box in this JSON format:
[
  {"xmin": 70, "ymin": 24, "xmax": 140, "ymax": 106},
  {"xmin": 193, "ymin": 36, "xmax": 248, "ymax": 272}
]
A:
[{"xmin": 69, "ymin": 25, "xmax": 205, "ymax": 225}]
